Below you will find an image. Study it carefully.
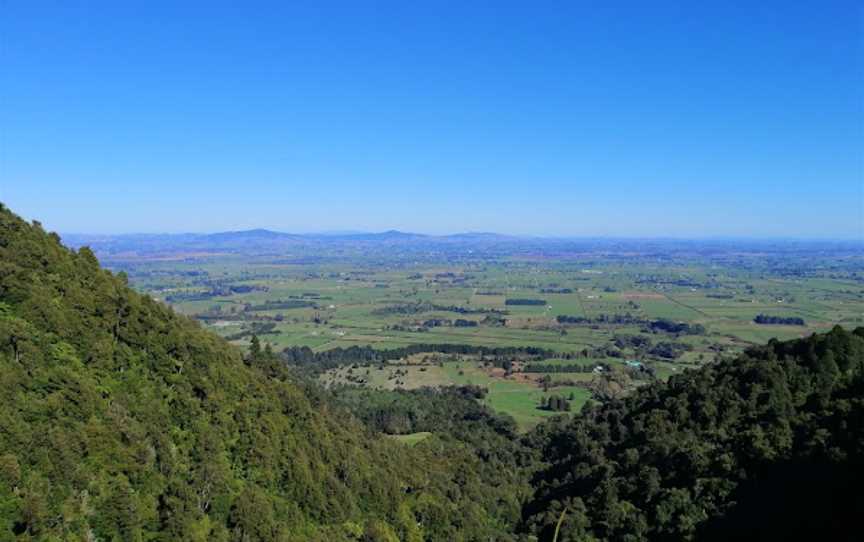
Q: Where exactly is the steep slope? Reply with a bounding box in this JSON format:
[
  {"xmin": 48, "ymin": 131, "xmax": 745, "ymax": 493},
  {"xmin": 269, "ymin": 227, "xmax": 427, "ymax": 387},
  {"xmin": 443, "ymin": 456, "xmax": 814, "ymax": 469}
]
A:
[
  {"xmin": 0, "ymin": 204, "xmax": 518, "ymax": 541},
  {"xmin": 522, "ymin": 326, "xmax": 864, "ymax": 541}
]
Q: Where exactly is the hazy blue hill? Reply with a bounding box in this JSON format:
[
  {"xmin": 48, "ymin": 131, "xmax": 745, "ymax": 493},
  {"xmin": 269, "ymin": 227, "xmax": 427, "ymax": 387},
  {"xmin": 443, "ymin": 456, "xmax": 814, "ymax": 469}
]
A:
[
  {"xmin": 204, "ymin": 228, "xmax": 302, "ymax": 241},
  {"xmin": 61, "ymin": 228, "xmax": 864, "ymax": 264},
  {"xmin": 440, "ymin": 232, "xmax": 520, "ymax": 242}
]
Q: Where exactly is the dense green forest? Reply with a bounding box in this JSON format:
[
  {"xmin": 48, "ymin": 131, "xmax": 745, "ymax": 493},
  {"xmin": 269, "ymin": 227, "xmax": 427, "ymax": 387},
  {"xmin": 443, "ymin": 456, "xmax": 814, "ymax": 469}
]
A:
[
  {"xmin": 522, "ymin": 325, "xmax": 864, "ymax": 541},
  {"xmin": 1, "ymin": 202, "xmax": 861, "ymax": 540}
]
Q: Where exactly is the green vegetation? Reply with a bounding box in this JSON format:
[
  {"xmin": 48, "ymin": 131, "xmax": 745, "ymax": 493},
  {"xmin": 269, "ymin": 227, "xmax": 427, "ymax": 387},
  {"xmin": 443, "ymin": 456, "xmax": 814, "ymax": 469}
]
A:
[
  {"xmin": 318, "ymin": 357, "xmax": 592, "ymax": 429},
  {"xmin": 386, "ymin": 432, "xmax": 432, "ymax": 446},
  {"xmin": 506, "ymin": 299, "xmax": 548, "ymax": 306},
  {"xmin": 110, "ymin": 243, "xmax": 862, "ymax": 384},
  {"xmin": 522, "ymin": 325, "xmax": 864, "ymax": 540},
  {"xmin": 2, "ymin": 203, "xmax": 862, "ymax": 540},
  {"xmin": 754, "ymin": 313, "xmax": 806, "ymax": 325},
  {"xmin": 540, "ymin": 395, "xmax": 572, "ymax": 412},
  {"xmin": 40, "ymin": 217, "xmax": 864, "ymax": 435}
]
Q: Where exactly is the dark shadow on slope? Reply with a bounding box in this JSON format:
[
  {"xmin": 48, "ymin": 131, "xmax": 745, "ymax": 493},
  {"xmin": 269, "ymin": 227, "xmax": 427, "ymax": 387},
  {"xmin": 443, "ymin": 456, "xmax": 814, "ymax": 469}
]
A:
[{"xmin": 698, "ymin": 457, "xmax": 863, "ymax": 542}]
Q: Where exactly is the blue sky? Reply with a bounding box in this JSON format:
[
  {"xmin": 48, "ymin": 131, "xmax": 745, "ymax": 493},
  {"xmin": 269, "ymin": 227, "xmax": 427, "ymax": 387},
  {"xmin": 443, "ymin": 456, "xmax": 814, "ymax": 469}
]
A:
[{"xmin": 1, "ymin": 1, "xmax": 861, "ymax": 238}]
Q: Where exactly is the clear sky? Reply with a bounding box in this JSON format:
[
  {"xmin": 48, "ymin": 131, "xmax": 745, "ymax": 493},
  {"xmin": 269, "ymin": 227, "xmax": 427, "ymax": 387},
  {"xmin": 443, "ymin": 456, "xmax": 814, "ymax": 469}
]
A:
[{"xmin": 1, "ymin": 1, "xmax": 861, "ymax": 238}]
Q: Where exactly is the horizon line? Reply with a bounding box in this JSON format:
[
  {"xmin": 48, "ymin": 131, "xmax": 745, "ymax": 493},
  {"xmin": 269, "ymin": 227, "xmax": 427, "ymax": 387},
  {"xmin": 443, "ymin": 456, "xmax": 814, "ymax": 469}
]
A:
[{"xmin": 58, "ymin": 228, "xmax": 864, "ymax": 244}]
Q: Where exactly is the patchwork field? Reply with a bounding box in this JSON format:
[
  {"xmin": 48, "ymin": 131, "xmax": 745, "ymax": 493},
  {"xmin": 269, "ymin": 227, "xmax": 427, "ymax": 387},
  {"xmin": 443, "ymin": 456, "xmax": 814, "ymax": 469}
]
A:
[{"xmin": 111, "ymin": 249, "xmax": 864, "ymax": 428}]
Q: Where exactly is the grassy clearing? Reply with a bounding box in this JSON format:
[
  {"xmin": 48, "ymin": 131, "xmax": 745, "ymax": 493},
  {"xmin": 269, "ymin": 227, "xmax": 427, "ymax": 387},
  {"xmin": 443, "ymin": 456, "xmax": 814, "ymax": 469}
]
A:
[
  {"xmin": 387, "ymin": 432, "xmax": 433, "ymax": 446},
  {"xmin": 323, "ymin": 360, "xmax": 593, "ymax": 429}
]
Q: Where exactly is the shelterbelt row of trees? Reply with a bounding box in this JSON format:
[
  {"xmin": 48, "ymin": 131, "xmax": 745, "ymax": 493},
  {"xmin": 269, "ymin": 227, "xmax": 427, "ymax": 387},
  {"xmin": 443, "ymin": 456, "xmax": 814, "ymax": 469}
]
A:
[
  {"xmin": 754, "ymin": 313, "xmax": 806, "ymax": 326},
  {"xmin": 1, "ymin": 203, "xmax": 861, "ymax": 541},
  {"xmin": 282, "ymin": 343, "xmax": 559, "ymax": 374}
]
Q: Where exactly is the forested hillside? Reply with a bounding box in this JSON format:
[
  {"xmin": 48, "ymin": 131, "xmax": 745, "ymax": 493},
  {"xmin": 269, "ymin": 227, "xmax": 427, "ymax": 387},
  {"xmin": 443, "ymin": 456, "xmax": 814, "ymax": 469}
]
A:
[
  {"xmin": 1, "ymin": 202, "xmax": 861, "ymax": 541},
  {"xmin": 0, "ymin": 204, "xmax": 523, "ymax": 541},
  {"xmin": 522, "ymin": 326, "xmax": 864, "ymax": 541}
]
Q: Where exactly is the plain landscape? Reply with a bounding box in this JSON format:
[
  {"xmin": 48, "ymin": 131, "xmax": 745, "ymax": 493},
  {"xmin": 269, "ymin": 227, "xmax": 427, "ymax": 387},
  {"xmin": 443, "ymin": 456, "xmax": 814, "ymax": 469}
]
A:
[{"xmin": 69, "ymin": 230, "xmax": 864, "ymax": 429}]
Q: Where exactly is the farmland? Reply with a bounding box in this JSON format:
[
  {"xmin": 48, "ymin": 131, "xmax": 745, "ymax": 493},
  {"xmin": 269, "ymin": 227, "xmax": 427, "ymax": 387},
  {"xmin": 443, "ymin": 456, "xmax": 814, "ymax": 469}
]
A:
[{"xmin": 90, "ymin": 236, "xmax": 864, "ymax": 428}]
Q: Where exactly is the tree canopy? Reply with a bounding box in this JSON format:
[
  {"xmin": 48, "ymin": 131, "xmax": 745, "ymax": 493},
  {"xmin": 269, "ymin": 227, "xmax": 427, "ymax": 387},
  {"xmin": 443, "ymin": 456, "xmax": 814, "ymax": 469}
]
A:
[{"xmin": 522, "ymin": 325, "xmax": 864, "ymax": 541}]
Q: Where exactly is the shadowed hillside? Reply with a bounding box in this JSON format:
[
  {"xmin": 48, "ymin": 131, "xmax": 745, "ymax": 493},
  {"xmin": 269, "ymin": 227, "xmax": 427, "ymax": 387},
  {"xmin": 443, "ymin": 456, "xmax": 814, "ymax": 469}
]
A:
[{"xmin": 522, "ymin": 326, "xmax": 864, "ymax": 541}]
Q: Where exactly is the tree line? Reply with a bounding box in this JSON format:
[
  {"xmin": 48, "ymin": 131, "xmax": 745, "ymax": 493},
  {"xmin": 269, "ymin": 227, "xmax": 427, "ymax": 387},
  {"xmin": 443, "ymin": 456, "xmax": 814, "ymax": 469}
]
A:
[
  {"xmin": 755, "ymin": 313, "xmax": 806, "ymax": 325},
  {"xmin": 506, "ymin": 298, "xmax": 547, "ymax": 306},
  {"xmin": 282, "ymin": 342, "xmax": 560, "ymax": 373}
]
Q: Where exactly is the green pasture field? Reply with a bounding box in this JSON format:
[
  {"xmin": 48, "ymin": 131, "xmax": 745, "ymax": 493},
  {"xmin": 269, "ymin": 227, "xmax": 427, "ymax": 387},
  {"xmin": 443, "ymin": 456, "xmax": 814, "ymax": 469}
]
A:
[
  {"xmin": 322, "ymin": 358, "xmax": 592, "ymax": 429},
  {"xmin": 386, "ymin": 432, "xmax": 433, "ymax": 446}
]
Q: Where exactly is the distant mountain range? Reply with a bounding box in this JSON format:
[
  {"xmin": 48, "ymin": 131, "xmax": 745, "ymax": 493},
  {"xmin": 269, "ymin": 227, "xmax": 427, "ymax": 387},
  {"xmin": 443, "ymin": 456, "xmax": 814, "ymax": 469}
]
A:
[
  {"xmin": 60, "ymin": 228, "xmax": 864, "ymax": 263},
  {"xmin": 60, "ymin": 229, "xmax": 525, "ymax": 255},
  {"xmin": 63, "ymin": 228, "xmax": 504, "ymax": 243}
]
